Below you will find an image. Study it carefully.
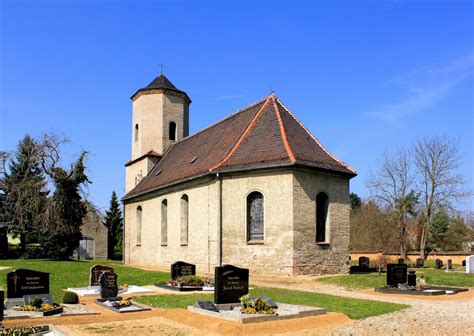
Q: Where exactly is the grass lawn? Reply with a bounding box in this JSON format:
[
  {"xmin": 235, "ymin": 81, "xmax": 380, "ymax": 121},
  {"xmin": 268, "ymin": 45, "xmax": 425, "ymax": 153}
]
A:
[
  {"xmin": 318, "ymin": 268, "xmax": 474, "ymax": 289},
  {"xmin": 0, "ymin": 259, "xmax": 169, "ymax": 302},
  {"xmin": 135, "ymin": 287, "xmax": 409, "ymax": 320}
]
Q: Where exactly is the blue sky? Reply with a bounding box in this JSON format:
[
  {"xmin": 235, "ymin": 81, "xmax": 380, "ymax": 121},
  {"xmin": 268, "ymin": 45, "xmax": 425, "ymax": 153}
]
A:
[{"xmin": 1, "ymin": 0, "xmax": 473, "ymax": 212}]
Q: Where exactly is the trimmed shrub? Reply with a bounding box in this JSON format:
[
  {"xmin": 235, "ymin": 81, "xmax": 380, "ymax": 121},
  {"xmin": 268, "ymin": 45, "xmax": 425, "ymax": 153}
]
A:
[{"xmin": 62, "ymin": 291, "xmax": 79, "ymax": 304}]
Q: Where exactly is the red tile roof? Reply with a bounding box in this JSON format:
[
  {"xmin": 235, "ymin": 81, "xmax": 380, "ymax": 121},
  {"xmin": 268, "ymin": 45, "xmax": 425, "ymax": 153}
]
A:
[{"xmin": 124, "ymin": 95, "xmax": 356, "ymax": 200}]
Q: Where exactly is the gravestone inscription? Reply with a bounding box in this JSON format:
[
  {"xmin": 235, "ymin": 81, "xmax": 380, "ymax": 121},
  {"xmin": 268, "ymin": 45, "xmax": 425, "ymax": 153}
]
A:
[
  {"xmin": 359, "ymin": 256, "xmax": 370, "ymax": 269},
  {"xmin": 6, "ymin": 269, "xmax": 49, "ymax": 298},
  {"xmin": 214, "ymin": 264, "xmax": 249, "ymax": 304},
  {"xmin": 435, "ymin": 259, "xmax": 443, "ymax": 269},
  {"xmin": 89, "ymin": 265, "xmax": 114, "ymax": 287},
  {"xmin": 387, "ymin": 264, "xmax": 408, "ymax": 287},
  {"xmin": 171, "ymin": 261, "xmax": 196, "ymax": 280},
  {"xmin": 99, "ymin": 272, "xmax": 119, "ymax": 299}
]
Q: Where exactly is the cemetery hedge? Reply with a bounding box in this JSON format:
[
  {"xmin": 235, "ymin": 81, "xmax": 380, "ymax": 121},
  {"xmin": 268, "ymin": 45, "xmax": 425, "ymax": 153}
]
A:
[
  {"xmin": 134, "ymin": 288, "xmax": 409, "ymax": 320},
  {"xmin": 0, "ymin": 259, "xmax": 169, "ymax": 301}
]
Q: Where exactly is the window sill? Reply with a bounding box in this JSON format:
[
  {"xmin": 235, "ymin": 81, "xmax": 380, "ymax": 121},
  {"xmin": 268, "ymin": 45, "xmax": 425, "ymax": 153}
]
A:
[
  {"xmin": 247, "ymin": 240, "xmax": 264, "ymax": 245},
  {"xmin": 316, "ymin": 241, "xmax": 330, "ymax": 245}
]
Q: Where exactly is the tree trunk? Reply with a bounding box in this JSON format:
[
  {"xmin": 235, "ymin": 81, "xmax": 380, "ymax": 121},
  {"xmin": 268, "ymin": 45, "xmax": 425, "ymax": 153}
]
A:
[
  {"xmin": 20, "ymin": 231, "xmax": 26, "ymax": 256},
  {"xmin": 419, "ymin": 224, "xmax": 428, "ymax": 260},
  {"xmin": 399, "ymin": 218, "xmax": 407, "ymax": 260}
]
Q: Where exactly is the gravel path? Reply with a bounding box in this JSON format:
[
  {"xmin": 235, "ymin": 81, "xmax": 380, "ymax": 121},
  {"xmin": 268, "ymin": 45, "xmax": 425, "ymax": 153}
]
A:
[{"xmin": 250, "ymin": 275, "xmax": 474, "ymax": 335}]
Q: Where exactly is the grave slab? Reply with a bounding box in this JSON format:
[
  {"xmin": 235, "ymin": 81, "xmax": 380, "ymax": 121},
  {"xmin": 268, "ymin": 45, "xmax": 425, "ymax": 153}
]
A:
[
  {"xmin": 188, "ymin": 302, "xmax": 327, "ymax": 324},
  {"xmin": 95, "ymin": 299, "xmax": 151, "ymax": 314}
]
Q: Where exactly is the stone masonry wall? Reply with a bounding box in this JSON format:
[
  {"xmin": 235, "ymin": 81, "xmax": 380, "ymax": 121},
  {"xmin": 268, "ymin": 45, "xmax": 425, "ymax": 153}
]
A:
[{"xmin": 292, "ymin": 169, "xmax": 351, "ymax": 275}]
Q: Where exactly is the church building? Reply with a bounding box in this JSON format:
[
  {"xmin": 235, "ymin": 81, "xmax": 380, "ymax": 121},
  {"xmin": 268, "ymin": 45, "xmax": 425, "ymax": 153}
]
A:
[{"xmin": 122, "ymin": 74, "xmax": 356, "ymax": 276}]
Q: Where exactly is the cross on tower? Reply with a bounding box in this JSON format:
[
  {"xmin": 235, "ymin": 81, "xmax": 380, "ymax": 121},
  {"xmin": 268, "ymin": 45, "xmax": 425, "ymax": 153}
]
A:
[{"xmin": 159, "ymin": 62, "xmax": 166, "ymax": 75}]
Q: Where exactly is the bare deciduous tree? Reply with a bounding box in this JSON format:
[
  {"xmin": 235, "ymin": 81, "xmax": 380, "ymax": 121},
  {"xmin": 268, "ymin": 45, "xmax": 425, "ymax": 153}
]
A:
[
  {"xmin": 413, "ymin": 135, "xmax": 469, "ymax": 259},
  {"xmin": 366, "ymin": 147, "xmax": 418, "ymax": 259}
]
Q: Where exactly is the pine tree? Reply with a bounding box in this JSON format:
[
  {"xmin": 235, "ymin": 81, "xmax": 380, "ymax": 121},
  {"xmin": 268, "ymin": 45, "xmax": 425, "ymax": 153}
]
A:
[
  {"xmin": 104, "ymin": 191, "xmax": 123, "ymax": 260},
  {"xmin": 39, "ymin": 152, "xmax": 90, "ymax": 259},
  {"xmin": 0, "ymin": 135, "xmax": 48, "ymax": 256}
]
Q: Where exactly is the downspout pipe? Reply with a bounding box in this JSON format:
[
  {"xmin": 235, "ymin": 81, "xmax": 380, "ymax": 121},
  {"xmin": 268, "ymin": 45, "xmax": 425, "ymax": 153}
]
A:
[{"xmin": 216, "ymin": 173, "xmax": 222, "ymax": 266}]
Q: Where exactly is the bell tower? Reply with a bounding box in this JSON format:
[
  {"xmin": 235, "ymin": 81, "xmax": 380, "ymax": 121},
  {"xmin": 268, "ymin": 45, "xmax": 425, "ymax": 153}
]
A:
[{"xmin": 125, "ymin": 73, "xmax": 191, "ymax": 192}]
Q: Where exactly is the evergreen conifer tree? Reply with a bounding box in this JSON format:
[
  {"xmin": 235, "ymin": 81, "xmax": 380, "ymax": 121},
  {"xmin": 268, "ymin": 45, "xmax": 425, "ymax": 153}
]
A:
[
  {"xmin": 0, "ymin": 135, "xmax": 48, "ymax": 255},
  {"xmin": 104, "ymin": 191, "xmax": 123, "ymax": 260}
]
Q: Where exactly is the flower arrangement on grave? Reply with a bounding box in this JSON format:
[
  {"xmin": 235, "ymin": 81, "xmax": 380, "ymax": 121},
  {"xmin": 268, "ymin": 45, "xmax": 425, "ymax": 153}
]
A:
[
  {"xmin": 13, "ymin": 297, "xmax": 61, "ymax": 312},
  {"xmin": 177, "ymin": 275, "xmax": 204, "ymax": 287},
  {"xmin": 0, "ymin": 325, "xmax": 49, "ymax": 336},
  {"xmin": 111, "ymin": 298, "xmax": 132, "ymax": 309},
  {"xmin": 204, "ymin": 276, "xmax": 214, "ymax": 287},
  {"xmin": 239, "ymin": 295, "xmax": 275, "ymax": 315}
]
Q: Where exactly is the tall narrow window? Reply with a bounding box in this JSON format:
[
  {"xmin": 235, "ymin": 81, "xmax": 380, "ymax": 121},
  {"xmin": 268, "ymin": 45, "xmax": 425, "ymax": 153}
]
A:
[
  {"xmin": 136, "ymin": 206, "xmax": 142, "ymax": 245},
  {"xmin": 135, "ymin": 124, "xmax": 139, "ymax": 142},
  {"xmin": 181, "ymin": 194, "xmax": 189, "ymax": 245},
  {"xmin": 161, "ymin": 199, "xmax": 168, "ymax": 245},
  {"xmin": 169, "ymin": 122, "xmax": 176, "ymax": 141},
  {"xmin": 316, "ymin": 192, "xmax": 329, "ymax": 243},
  {"xmin": 247, "ymin": 192, "xmax": 264, "ymax": 241}
]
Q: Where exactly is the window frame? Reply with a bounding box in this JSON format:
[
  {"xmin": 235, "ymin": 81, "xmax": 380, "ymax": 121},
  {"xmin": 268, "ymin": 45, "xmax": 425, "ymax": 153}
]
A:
[
  {"xmin": 180, "ymin": 194, "xmax": 189, "ymax": 246},
  {"xmin": 161, "ymin": 199, "xmax": 168, "ymax": 246},
  {"xmin": 315, "ymin": 192, "xmax": 330, "ymax": 244},
  {"xmin": 136, "ymin": 205, "xmax": 142, "ymax": 246},
  {"xmin": 246, "ymin": 191, "xmax": 265, "ymax": 244},
  {"xmin": 169, "ymin": 121, "xmax": 177, "ymax": 141}
]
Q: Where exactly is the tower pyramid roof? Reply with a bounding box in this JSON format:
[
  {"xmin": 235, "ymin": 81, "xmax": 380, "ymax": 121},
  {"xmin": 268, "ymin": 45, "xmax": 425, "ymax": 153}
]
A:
[{"xmin": 131, "ymin": 74, "xmax": 191, "ymax": 103}]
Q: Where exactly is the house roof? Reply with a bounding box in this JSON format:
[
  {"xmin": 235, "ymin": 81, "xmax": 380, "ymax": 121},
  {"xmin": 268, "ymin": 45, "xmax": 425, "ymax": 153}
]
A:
[
  {"xmin": 131, "ymin": 74, "xmax": 191, "ymax": 103},
  {"xmin": 123, "ymin": 94, "xmax": 356, "ymax": 201}
]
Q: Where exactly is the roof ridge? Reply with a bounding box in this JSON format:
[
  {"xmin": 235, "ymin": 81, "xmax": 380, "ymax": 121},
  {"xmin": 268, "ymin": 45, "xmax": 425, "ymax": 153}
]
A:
[
  {"xmin": 275, "ymin": 97, "xmax": 357, "ymax": 174},
  {"xmin": 210, "ymin": 95, "xmax": 273, "ymax": 171},
  {"xmin": 271, "ymin": 95, "xmax": 296, "ymax": 164},
  {"xmin": 177, "ymin": 95, "xmax": 270, "ymax": 145}
]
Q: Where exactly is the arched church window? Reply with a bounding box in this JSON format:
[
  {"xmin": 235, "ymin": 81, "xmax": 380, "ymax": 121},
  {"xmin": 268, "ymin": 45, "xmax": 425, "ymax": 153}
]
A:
[
  {"xmin": 169, "ymin": 122, "xmax": 176, "ymax": 141},
  {"xmin": 181, "ymin": 195, "xmax": 189, "ymax": 245},
  {"xmin": 135, "ymin": 124, "xmax": 139, "ymax": 142},
  {"xmin": 247, "ymin": 192, "xmax": 264, "ymax": 241},
  {"xmin": 316, "ymin": 192, "xmax": 329, "ymax": 243},
  {"xmin": 136, "ymin": 206, "xmax": 142, "ymax": 246},
  {"xmin": 161, "ymin": 199, "xmax": 168, "ymax": 246}
]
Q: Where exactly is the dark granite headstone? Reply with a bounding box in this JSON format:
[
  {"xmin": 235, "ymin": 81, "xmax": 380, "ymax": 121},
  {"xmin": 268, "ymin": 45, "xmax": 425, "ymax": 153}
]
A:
[
  {"xmin": 214, "ymin": 264, "xmax": 249, "ymax": 304},
  {"xmin": 407, "ymin": 271, "xmax": 417, "ymax": 286},
  {"xmin": 416, "ymin": 258, "xmax": 424, "ymax": 268},
  {"xmin": 89, "ymin": 265, "xmax": 114, "ymax": 287},
  {"xmin": 462, "ymin": 260, "xmax": 466, "ymax": 267},
  {"xmin": 0, "ymin": 290, "xmax": 3, "ymax": 322},
  {"xmin": 99, "ymin": 272, "xmax": 118, "ymax": 299},
  {"xmin": 447, "ymin": 259, "xmax": 453, "ymax": 270},
  {"xmin": 359, "ymin": 256, "xmax": 370, "ymax": 269},
  {"xmin": 23, "ymin": 293, "xmax": 53, "ymax": 305},
  {"xmin": 398, "ymin": 258, "xmax": 405, "ymax": 264},
  {"xmin": 435, "ymin": 259, "xmax": 443, "ymax": 269},
  {"xmin": 387, "ymin": 264, "xmax": 408, "ymax": 287},
  {"xmin": 197, "ymin": 301, "xmax": 219, "ymax": 312},
  {"xmin": 171, "ymin": 261, "xmax": 196, "ymax": 280},
  {"xmin": 6, "ymin": 269, "xmax": 49, "ymax": 298}
]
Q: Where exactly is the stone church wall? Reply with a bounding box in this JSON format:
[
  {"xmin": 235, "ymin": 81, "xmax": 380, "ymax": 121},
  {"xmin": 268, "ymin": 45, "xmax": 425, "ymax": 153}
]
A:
[
  {"xmin": 292, "ymin": 168, "xmax": 351, "ymax": 275},
  {"xmin": 221, "ymin": 169, "xmax": 295, "ymax": 275},
  {"xmin": 124, "ymin": 177, "xmax": 219, "ymax": 275}
]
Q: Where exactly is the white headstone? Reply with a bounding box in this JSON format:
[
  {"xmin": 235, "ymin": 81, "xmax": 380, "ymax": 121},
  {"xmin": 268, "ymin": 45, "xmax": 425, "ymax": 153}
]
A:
[{"xmin": 466, "ymin": 255, "xmax": 474, "ymax": 274}]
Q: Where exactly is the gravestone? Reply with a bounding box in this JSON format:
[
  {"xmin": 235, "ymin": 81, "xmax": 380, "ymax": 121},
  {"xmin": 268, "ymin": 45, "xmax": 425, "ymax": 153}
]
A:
[
  {"xmin": 407, "ymin": 271, "xmax": 417, "ymax": 287},
  {"xmin": 90, "ymin": 265, "xmax": 114, "ymax": 287},
  {"xmin": 435, "ymin": 259, "xmax": 443, "ymax": 269},
  {"xmin": 416, "ymin": 258, "xmax": 424, "ymax": 268},
  {"xmin": 465, "ymin": 255, "xmax": 474, "ymax": 274},
  {"xmin": 446, "ymin": 259, "xmax": 452, "ymax": 271},
  {"xmin": 0, "ymin": 290, "xmax": 3, "ymax": 322},
  {"xmin": 99, "ymin": 272, "xmax": 119, "ymax": 299},
  {"xmin": 398, "ymin": 258, "xmax": 405, "ymax": 264},
  {"xmin": 386, "ymin": 264, "xmax": 408, "ymax": 287},
  {"xmin": 359, "ymin": 256, "xmax": 370, "ymax": 269},
  {"xmin": 214, "ymin": 264, "xmax": 249, "ymax": 304},
  {"xmin": 462, "ymin": 260, "xmax": 466, "ymax": 267},
  {"xmin": 7, "ymin": 269, "xmax": 49, "ymax": 299},
  {"xmin": 171, "ymin": 261, "xmax": 196, "ymax": 280}
]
